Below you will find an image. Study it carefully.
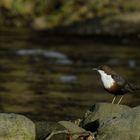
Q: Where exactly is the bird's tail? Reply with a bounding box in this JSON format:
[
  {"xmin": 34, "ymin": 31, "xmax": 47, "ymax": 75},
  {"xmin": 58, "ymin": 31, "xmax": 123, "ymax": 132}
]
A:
[
  {"xmin": 129, "ymin": 83, "xmax": 140, "ymax": 92},
  {"xmin": 134, "ymin": 85, "xmax": 140, "ymax": 90}
]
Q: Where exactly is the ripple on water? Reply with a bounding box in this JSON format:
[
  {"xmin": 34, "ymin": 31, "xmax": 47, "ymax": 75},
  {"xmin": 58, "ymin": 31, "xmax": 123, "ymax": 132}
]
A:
[
  {"xmin": 59, "ymin": 75, "xmax": 77, "ymax": 83},
  {"xmin": 128, "ymin": 60, "xmax": 136, "ymax": 69},
  {"xmin": 16, "ymin": 49, "xmax": 73, "ymax": 65}
]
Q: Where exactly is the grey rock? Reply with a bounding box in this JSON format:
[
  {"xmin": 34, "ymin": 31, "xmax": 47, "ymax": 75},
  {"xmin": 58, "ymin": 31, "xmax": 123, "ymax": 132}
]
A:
[
  {"xmin": 59, "ymin": 121, "xmax": 86, "ymax": 133},
  {"xmin": 38, "ymin": 121, "xmax": 94, "ymax": 140},
  {"xmin": 81, "ymin": 103, "xmax": 131, "ymax": 131},
  {"xmin": 36, "ymin": 121, "xmax": 67, "ymax": 140},
  {"xmin": 0, "ymin": 113, "xmax": 35, "ymax": 140},
  {"xmin": 96, "ymin": 106, "xmax": 140, "ymax": 140},
  {"xmin": 59, "ymin": 121, "xmax": 87, "ymax": 140},
  {"xmin": 81, "ymin": 103, "xmax": 140, "ymax": 140}
]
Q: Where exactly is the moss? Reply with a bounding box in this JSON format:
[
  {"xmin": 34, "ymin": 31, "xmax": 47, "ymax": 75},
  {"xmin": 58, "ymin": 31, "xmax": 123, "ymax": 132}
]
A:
[{"xmin": 0, "ymin": 0, "xmax": 140, "ymax": 30}]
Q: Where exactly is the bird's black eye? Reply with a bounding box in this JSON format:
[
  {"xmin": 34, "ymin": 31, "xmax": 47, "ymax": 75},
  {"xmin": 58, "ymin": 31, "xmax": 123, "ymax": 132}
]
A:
[{"xmin": 98, "ymin": 65, "xmax": 103, "ymax": 70}]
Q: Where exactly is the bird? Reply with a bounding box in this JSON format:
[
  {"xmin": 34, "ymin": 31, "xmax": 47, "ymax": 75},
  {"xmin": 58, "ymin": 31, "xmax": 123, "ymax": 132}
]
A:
[{"xmin": 93, "ymin": 65, "xmax": 139, "ymax": 104}]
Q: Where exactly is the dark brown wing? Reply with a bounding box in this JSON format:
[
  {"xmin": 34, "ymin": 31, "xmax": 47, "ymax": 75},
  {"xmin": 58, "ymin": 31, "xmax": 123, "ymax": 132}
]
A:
[
  {"xmin": 127, "ymin": 82, "xmax": 140, "ymax": 91},
  {"xmin": 111, "ymin": 74, "xmax": 126, "ymax": 86},
  {"xmin": 111, "ymin": 74, "xmax": 133, "ymax": 92}
]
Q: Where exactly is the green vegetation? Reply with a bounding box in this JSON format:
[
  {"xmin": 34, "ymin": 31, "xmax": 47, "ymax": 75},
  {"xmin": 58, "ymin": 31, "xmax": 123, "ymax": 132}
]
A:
[{"xmin": 0, "ymin": 0, "xmax": 140, "ymax": 31}]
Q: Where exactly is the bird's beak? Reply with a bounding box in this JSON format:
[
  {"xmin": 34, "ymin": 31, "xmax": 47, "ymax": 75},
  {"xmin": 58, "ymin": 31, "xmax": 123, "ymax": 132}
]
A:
[{"xmin": 92, "ymin": 68, "xmax": 98, "ymax": 71}]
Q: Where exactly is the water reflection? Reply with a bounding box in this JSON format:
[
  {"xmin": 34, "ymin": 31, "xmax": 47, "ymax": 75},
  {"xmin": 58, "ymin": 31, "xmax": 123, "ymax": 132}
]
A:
[
  {"xmin": 17, "ymin": 49, "xmax": 66, "ymax": 59},
  {"xmin": 128, "ymin": 60, "xmax": 136, "ymax": 69},
  {"xmin": 59, "ymin": 75, "xmax": 77, "ymax": 83},
  {"xmin": 16, "ymin": 49, "xmax": 73, "ymax": 65}
]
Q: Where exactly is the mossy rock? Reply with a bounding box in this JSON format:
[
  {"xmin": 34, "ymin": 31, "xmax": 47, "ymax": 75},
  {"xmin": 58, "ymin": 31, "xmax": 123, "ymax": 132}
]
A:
[{"xmin": 0, "ymin": 113, "xmax": 35, "ymax": 140}]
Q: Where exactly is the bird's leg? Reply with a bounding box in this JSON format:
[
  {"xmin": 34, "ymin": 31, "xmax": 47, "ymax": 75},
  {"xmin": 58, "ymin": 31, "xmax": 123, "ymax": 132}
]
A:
[
  {"xmin": 111, "ymin": 96, "xmax": 116, "ymax": 104},
  {"xmin": 117, "ymin": 95, "xmax": 124, "ymax": 104}
]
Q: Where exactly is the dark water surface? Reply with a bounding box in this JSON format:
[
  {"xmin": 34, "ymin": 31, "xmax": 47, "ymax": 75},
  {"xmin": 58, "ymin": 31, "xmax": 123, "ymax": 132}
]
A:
[{"xmin": 0, "ymin": 30, "xmax": 140, "ymax": 121}]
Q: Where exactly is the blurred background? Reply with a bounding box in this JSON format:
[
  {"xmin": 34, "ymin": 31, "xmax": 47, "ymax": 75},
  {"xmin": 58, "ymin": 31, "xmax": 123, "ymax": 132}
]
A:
[{"xmin": 0, "ymin": 0, "xmax": 140, "ymax": 122}]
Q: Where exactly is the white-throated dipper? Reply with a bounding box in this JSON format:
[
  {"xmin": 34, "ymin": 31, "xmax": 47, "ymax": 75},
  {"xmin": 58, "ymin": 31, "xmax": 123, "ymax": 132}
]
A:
[{"xmin": 93, "ymin": 65, "xmax": 139, "ymax": 104}]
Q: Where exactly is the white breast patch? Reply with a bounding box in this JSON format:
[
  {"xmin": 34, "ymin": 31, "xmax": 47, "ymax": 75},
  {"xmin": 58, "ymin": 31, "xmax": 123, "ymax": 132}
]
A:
[{"xmin": 98, "ymin": 70, "xmax": 115, "ymax": 88}]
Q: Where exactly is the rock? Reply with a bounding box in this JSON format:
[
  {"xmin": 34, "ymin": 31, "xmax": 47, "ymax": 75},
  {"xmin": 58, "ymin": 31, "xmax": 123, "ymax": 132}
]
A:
[
  {"xmin": 37, "ymin": 121, "xmax": 95, "ymax": 140},
  {"xmin": 96, "ymin": 106, "xmax": 140, "ymax": 140},
  {"xmin": 59, "ymin": 121, "xmax": 95, "ymax": 140},
  {"xmin": 59, "ymin": 121, "xmax": 86, "ymax": 133},
  {"xmin": 80, "ymin": 103, "xmax": 140, "ymax": 140},
  {"xmin": 0, "ymin": 113, "xmax": 35, "ymax": 140},
  {"xmin": 81, "ymin": 103, "xmax": 131, "ymax": 132},
  {"xmin": 36, "ymin": 121, "xmax": 67, "ymax": 140},
  {"xmin": 59, "ymin": 121, "xmax": 87, "ymax": 140}
]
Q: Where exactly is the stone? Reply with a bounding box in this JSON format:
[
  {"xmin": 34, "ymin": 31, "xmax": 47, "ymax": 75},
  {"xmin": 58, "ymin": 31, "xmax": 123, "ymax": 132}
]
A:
[
  {"xmin": 59, "ymin": 121, "xmax": 95, "ymax": 140},
  {"xmin": 96, "ymin": 106, "xmax": 140, "ymax": 140},
  {"xmin": 36, "ymin": 121, "xmax": 92, "ymax": 140},
  {"xmin": 59, "ymin": 121, "xmax": 87, "ymax": 140},
  {"xmin": 0, "ymin": 113, "xmax": 35, "ymax": 140},
  {"xmin": 81, "ymin": 103, "xmax": 131, "ymax": 132},
  {"xmin": 36, "ymin": 121, "xmax": 67, "ymax": 140},
  {"xmin": 80, "ymin": 103, "xmax": 140, "ymax": 140},
  {"xmin": 59, "ymin": 121, "xmax": 86, "ymax": 133}
]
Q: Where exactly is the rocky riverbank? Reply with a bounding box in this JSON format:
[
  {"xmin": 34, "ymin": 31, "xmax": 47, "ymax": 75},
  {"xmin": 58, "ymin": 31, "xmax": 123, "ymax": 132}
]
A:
[
  {"xmin": 0, "ymin": 102, "xmax": 140, "ymax": 140},
  {"xmin": 0, "ymin": 0, "xmax": 140, "ymax": 36}
]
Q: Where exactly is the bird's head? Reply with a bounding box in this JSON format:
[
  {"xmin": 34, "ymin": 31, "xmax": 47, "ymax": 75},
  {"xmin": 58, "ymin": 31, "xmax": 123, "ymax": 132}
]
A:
[{"xmin": 93, "ymin": 65, "xmax": 116, "ymax": 75}]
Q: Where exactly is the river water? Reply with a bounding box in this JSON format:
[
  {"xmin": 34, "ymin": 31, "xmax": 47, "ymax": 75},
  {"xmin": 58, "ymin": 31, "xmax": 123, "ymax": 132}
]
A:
[{"xmin": 0, "ymin": 30, "xmax": 140, "ymax": 121}]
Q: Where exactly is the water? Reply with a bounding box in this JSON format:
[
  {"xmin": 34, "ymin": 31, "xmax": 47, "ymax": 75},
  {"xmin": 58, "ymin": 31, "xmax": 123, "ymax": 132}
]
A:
[{"xmin": 0, "ymin": 30, "xmax": 140, "ymax": 121}]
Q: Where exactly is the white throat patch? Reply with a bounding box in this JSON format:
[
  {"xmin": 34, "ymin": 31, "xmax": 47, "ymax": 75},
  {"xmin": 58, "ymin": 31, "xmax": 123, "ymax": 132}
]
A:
[{"xmin": 98, "ymin": 70, "xmax": 115, "ymax": 88}]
